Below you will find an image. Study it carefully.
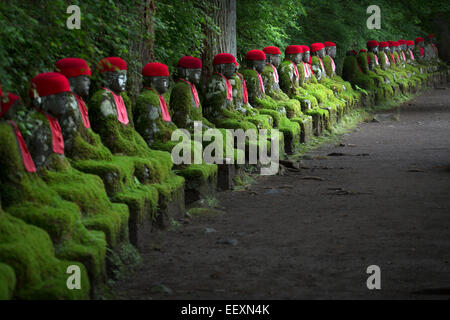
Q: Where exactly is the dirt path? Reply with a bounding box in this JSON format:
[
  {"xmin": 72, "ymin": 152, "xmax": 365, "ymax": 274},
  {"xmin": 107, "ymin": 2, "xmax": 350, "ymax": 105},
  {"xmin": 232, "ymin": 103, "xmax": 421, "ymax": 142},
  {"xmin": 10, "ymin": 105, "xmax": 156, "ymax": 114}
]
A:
[{"xmin": 111, "ymin": 86, "xmax": 450, "ymax": 300}]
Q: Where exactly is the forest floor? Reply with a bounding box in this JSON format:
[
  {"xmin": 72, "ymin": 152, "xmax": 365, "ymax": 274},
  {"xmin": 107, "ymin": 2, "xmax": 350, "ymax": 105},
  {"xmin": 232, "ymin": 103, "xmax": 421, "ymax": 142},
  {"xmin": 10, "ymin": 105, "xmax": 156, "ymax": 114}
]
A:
[{"xmin": 111, "ymin": 85, "xmax": 450, "ymax": 300}]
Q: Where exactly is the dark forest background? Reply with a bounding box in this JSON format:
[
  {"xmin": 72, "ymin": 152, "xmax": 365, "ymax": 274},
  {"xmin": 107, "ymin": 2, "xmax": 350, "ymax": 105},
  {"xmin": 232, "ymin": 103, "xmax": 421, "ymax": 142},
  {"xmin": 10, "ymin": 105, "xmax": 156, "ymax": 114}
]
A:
[{"xmin": 1, "ymin": 0, "xmax": 449, "ymax": 101}]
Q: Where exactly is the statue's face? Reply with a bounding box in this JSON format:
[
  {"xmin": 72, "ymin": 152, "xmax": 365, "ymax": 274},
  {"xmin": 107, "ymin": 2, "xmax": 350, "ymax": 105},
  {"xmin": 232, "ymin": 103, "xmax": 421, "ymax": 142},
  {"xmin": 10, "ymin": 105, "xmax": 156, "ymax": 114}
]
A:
[
  {"xmin": 68, "ymin": 75, "xmax": 90, "ymax": 98},
  {"xmin": 327, "ymin": 46, "xmax": 337, "ymax": 58},
  {"xmin": 215, "ymin": 63, "xmax": 236, "ymax": 79},
  {"xmin": 303, "ymin": 51, "xmax": 310, "ymax": 63},
  {"xmin": 36, "ymin": 92, "xmax": 70, "ymax": 117},
  {"xmin": 150, "ymin": 76, "xmax": 169, "ymax": 94},
  {"xmin": 252, "ymin": 60, "xmax": 266, "ymax": 73},
  {"xmin": 384, "ymin": 46, "xmax": 390, "ymax": 53},
  {"xmin": 317, "ymin": 48, "xmax": 326, "ymax": 58},
  {"xmin": 408, "ymin": 45, "xmax": 414, "ymax": 51},
  {"xmin": 267, "ymin": 54, "xmax": 281, "ymax": 68},
  {"xmin": 187, "ymin": 69, "xmax": 202, "ymax": 86},
  {"xmin": 102, "ymin": 70, "xmax": 127, "ymax": 93},
  {"xmin": 419, "ymin": 41, "xmax": 425, "ymax": 48},
  {"xmin": 286, "ymin": 53, "xmax": 302, "ymax": 64},
  {"xmin": 369, "ymin": 46, "xmax": 378, "ymax": 53},
  {"xmin": 178, "ymin": 68, "xmax": 201, "ymax": 86}
]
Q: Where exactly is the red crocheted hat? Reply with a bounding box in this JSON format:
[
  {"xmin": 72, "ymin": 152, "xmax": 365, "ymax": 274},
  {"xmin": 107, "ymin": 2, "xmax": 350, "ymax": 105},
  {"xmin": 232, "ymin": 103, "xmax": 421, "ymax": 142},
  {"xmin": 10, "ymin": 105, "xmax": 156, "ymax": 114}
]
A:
[
  {"xmin": 398, "ymin": 39, "xmax": 406, "ymax": 45},
  {"xmin": 55, "ymin": 58, "xmax": 91, "ymax": 78},
  {"xmin": 0, "ymin": 92, "xmax": 20, "ymax": 118},
  {"xmin": 366, "ymin": 40, "xmax": 379, "ymax": 48},
  {"xmin": 285, "ymin": 45, "xmax": 303, "ymax": 55},
  {"xmin": 310, "ymin": 43, "xmax": 325, "ymax": 53},
  {"xmin": 378, "ymin": 41, "xmax": 388, "ymax": 48},
  {"xmin": 245, "ymin": 49, "xmax": 266, "ymax": 61},
  {"xmin": 177, "ymin": 56, "xmax": 202, "ymax": 69},
  {"xmin": 142, "ymin": 62, "xmax": 169, "ymax": 77},
  {"xmin": 406, "ymin": 40, "xmax": 415, "ymax": 46},
  {"xmin": 301, "ymin": 45, "xmax": 310, "ymax": 52},
  {"xmin": 263, "ymin": 46, "xmax": 281, "ymax": 55},
  {"xmin": 427, "ymin": 34, "xmax": 435, "ymax": 39},
  {"xmin": 324, "ymin": 41, "xmax": 336, "ymax": 47},
  {"xmin": 98, "ymin": 57, "xmax": 127, "ymax": 72},
  {"xmin": 359, "ymin": 49, "xmax": 367, "ymax": 53},
  {"xmin": 213, "ymin": 53, "xmax": 236, "ymax": 65},
  {"xmin": 415, "ymin": 37, "xmax": 425, "ymax": 44},
  {"xmin": 30, "ymin": 72, "xmax": 71, "ymax": 98}
]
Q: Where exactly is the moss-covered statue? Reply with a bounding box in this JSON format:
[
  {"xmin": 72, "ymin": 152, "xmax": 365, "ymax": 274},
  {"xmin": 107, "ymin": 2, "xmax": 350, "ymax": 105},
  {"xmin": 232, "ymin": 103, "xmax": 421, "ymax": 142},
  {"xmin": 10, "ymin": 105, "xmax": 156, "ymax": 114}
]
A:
[
  {"xmin": 134, "ymin": 62, "xmax": 177, "ymax": 150},
  {"xmin": 262, "ymin": 46, "xmax": 313, "ymax": 143},
  {"xmin": 323, "ymin": 41, "xmax": 360, "ymax": 108},
  {"xmin": 278, "ymin": 45, "xmax": 326, "ymax": 135},
  {"xmin": 240, "ymin": 49, "xmax": 301, "ymax": 153},
  {"xmin": 231, "ymin": 61, "xmax": 274, "ymax": 130},
  {"xmin": 355, "ymin": 47, "xmax": 393, "ymax": 103},
  {"xmin": 170, "ymin": 56, "xmax": 213, "ymax": 131},
  {"xmin": 203, "ymin": 53, "xmax": 257, "ymax": 131},
  {"xmin": 54, "ymin": 58, "xmax": 177, "ymax": 248},
  {"xmin": 310, "ymin": 42, "xmax": 348, "ymax": 117},
  {"xmin": 0, "ymin": 78, "xmax": 111, "ymax": 293},
  {"xmin": 134, "ymin": 61, "xmax": 217, "ymax": 203},
  {"xmin": 413, "ymin": 37, "xmax": 426, "ymax": 62},
  {"xmin": 88, "ymin": 57, "xmax": 185, "ymax": 237}
]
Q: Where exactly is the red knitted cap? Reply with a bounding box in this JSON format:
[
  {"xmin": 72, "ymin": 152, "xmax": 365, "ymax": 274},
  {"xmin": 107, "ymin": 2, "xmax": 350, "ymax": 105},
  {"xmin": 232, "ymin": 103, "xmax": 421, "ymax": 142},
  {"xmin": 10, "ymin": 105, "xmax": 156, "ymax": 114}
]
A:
[
  {"xmin": 379, "ymin": 41, "xmax": 388, "ymax": 48},
  {"xmin": 366, "ymin": 40, "xmax": 379, "ymax": 48},
  {"xmin": 398, "ymin": 39, "xmax": 406, "ymax": 45},
  {"xmin": 324, "ymin": 41, "xmax": 336, "ymax": 47},
  {"xmin": 142, "ymin": 62, "xmax": 169, "ymax": 77},
  {"xmin": 406, "ymin": 40, "xmax": 415, "ymax": 46},
  {"xmin": 285, "ymin": 45, "xmax": 303, "ymax": 55},
  {"xmin": 245, "ymin": 49, "xmax": 266, "ymax": 61},
  {"xmin": 415, "ymin": 37, "xmax": 424, "ymax": 44},
  {"xmin": 310, "ymin": 43, "xmax": 325, "ymax": 53},
  {"xmin": 388, "ymin": 41, "xmax": 395, "ymax": 47},
  {"xmin": 301, "ymin": 45, "xmax": 310, "ymax": 52},
  {"xmin": 359, "ymin": 49, "xmax": 367, "ymax": 53},
  {"xmin": 177, "ymin": 56, "xmax": 202, "ymax": 69},
  {"xmin": 0, "ymin": 92, "xmax": 20, "ymax": 118},
  {"xmin": 263, "ymin": 46, "xmax": 281, "ymax": 55},
  {"xmin": 30, "ymin": 72, "xmax": 71, "ymax": 98},
  {"xmin": 55, "ymin": 58, "xmax": 91, "ymax": 78},
  {"xmin": 213, "ymin": 53, "xmax": 236, "ymax": 65},
  {"xmin": 427, "ymin": 34, "xmax": 435, "ymax": 38},
  {"xmin": 98, "ymin": 57, "xmax": 127, "ymax": 72}
]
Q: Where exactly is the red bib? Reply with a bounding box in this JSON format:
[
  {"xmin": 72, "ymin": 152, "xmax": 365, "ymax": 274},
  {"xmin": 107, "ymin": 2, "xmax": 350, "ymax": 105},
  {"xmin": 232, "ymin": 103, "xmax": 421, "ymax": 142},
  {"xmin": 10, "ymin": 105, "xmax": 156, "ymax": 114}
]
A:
[
  {"xmin": 256, "ymin": 72, "xmax": 265, "ymax": 94},
  {"xmin": 303, "ymin": 62, "xmax": 310, "ymax": 78},
  {"xmin": 179, "ymin": 78, "xmax": 199, "ymax": 108},
  {"xmin": 39, "ymin": 110, "xmax": 64, "ymax": 155},
  {"xmin": 102, "ymin": 87, "xmax": 129, "ymax": 125},
  {"xmin": 145, "ymin": 87, "xmax": 171, "ymax": 122},
  {"xmin": 390, "ymin": 53, "xmax": 396, "ymax": 65},
  {"xmin": 9, "ymin": 120, "xmax": 36, "ymax": 172},
  {"xmin": 330, "ymin": 56, "xmax": 336, "ymax": 73},
  {"xmin": 288, "ymin": 60, "xmax": 299, "ymax": 79},
  {"xmin": 374, "ymin": 55, "xmax": 379, "ymax": 65},
  {"xmin": 420, "ymin": 47, "xmax": 424, "ymax": 57},
  {"xmin": 236, "ymin": 73, "xmax": 248, "ymax": 104},
  {"xmin": 268, "ymin": 63, "xmax": 279, "ymax": 83},
  {"xmin": 318, "ymin": 57, "xmax": 326, "ymax": 74},
  {"xmin": 409, "ymin": 50, "xmax": 415, "ymax": 60},
  {"xmin": 73, "ymin": 93, "xmax": 91, "ymax": 128},
  {"xmin": 214, "ymin": 72, "xmax": 233, "ymax": 101}
]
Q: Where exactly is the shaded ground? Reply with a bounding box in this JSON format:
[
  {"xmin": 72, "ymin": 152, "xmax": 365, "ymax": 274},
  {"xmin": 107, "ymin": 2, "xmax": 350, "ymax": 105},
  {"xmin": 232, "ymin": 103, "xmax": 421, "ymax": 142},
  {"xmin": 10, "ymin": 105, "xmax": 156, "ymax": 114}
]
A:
[{"xmin": 112, "ymin": 86, "xmax": 450, "ymax": 299}]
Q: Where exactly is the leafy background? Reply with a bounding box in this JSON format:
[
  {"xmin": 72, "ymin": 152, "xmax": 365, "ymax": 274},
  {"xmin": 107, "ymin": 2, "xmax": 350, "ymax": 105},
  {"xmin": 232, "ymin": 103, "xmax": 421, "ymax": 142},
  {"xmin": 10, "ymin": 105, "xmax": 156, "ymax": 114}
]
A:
[{"xmin": 0, "ymin": 0, "xmax": 448, "ymax": 101}]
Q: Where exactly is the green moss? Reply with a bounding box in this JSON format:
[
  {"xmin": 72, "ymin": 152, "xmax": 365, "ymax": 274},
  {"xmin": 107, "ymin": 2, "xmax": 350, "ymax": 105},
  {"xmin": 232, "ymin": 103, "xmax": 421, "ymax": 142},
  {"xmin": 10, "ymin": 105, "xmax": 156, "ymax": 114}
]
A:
[
  {"xmin": 176, "ymin": 163, "xmax": 217, "ymax": 190},
  {"xmin": 134, "ymin": 89, "xmax": 177, "ymax": 147},
  {"xmin": 0, "ymin": 262, "xmax": 16, "ymax": 300},
  {"xmin": 0, "ymin": 212, "xmax": 90, "ymax": 299},
  {"xmin": 170, "ymin": 80, "xmax": 204, "ymax": 130},
  {"xmin": 0, "ymin": 122, "xmax": 107, "ymax": 285}
]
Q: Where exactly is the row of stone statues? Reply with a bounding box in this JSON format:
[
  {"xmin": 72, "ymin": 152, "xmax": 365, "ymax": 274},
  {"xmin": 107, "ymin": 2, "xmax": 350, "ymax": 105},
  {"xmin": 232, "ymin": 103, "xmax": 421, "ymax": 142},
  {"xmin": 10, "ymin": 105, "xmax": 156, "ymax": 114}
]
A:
[{"xmin": 0, "ymin": 34, "xmax": 446, "ymax": 299}]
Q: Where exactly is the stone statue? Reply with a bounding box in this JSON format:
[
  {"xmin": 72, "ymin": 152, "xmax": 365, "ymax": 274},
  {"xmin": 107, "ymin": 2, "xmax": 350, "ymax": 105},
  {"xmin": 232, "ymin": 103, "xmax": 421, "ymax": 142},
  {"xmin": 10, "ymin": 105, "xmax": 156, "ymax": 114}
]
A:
[
  {"xmin": 203, "ymin": 53, "xmax": 257, "ymax": 131},
  {"xmin": 134, "ymin": 62, "xmax": 177, "ymax": 149},
  {"xmin": 170, "ymin": 56, "xmax": 213, "ymax": 131}
]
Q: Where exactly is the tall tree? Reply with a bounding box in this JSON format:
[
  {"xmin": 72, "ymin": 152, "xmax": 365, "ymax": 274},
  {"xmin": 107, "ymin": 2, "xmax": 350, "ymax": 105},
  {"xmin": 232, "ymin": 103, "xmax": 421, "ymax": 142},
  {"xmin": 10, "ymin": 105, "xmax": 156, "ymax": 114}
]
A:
[{"xmin": 201, "ymin": 0, "xmax": 237, "ymax": 86}]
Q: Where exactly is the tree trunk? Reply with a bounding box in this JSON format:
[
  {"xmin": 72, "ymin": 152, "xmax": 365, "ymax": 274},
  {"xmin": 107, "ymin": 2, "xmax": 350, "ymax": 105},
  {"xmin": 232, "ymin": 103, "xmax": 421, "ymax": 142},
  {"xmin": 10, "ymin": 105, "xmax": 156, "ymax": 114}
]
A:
[
  {"xmin": 128, "ymin": 0, "xmax": 156, "ymax": 104},
  {"xmin": 201, "ymin": 0, "xmax": 237, "ymax": 88}
]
